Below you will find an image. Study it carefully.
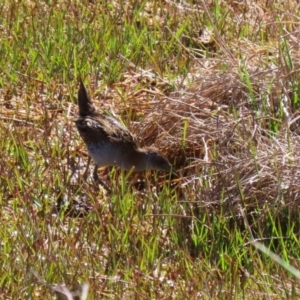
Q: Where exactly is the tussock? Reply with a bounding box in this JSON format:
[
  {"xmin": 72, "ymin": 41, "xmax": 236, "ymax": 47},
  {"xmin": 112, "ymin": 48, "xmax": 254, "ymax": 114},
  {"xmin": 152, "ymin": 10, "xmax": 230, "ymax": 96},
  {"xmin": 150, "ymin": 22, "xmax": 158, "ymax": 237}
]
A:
[{"xmin": 130, "ymin": 64, "xmax": 300, "ymax": 215}]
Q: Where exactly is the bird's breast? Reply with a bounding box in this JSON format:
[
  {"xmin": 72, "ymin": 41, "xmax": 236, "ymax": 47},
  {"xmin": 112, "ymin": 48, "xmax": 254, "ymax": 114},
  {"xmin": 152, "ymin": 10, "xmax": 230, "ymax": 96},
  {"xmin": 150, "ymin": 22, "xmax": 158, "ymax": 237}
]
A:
[{"xmin": 87, "ymin": 142, "xmax": 135, "ymax": 170}]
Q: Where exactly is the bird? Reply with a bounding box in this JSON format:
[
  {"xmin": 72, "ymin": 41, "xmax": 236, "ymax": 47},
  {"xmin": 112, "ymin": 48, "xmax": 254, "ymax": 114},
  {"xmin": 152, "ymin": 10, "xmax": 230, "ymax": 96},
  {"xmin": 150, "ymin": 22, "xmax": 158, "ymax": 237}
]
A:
[{"xmin": 75, "ymin": 80, "xmax": 175, "ymax": 189}]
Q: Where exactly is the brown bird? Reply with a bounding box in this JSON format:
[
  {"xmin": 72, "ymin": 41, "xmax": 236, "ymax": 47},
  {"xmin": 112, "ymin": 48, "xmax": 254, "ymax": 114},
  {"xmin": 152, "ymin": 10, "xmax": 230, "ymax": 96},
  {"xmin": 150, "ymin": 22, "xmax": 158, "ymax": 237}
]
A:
[{"xmin": 75, "ymin": 80, "xmax": 174, "ymax": 188}]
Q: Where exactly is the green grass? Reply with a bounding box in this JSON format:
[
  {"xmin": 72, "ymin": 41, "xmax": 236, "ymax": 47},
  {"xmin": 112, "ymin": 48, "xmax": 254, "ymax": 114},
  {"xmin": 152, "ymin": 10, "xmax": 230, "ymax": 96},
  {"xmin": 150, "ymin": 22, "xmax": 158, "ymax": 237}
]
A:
[{"xmin": 2, "ymin": 0, "xmax": 300, "ymax": 299}]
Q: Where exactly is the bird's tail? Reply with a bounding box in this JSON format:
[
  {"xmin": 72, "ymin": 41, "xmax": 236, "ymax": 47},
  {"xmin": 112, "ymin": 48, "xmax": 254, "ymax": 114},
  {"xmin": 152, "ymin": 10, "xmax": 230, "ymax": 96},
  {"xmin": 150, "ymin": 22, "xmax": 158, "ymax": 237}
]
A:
[{"xmin": 77, "ymin": 79, "xmax": 97, "ymax": 116}]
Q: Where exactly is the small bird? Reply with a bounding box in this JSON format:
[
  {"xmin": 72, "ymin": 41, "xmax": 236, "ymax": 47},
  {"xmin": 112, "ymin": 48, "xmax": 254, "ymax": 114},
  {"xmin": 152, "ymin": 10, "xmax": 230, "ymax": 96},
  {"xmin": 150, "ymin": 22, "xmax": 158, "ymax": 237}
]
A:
[{"xmin": 75, "ymin": 80, "xmax": 174, "ymax": 187}]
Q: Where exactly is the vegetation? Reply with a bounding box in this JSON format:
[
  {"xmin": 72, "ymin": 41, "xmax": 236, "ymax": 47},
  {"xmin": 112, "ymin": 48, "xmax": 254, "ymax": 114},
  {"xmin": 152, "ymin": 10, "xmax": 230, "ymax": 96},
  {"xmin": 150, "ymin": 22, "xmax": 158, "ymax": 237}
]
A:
[{"xmin": 1, "ymin": 0, "xmax": 300, "ymax": 298}]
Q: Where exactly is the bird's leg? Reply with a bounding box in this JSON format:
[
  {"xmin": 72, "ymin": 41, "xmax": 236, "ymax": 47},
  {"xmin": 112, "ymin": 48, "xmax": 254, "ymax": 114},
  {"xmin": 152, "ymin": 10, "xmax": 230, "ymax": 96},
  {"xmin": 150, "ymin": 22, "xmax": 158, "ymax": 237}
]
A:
[
  {"xmin": 93, "ymin": 164, "xmax": 111, "ymax": 193},
  {"xmin": 83, "ymin": 156, "xmax": 92, "ymax": 180},
  {"xmin": 93, "ymin": 163, "xmax": 99, "ymax": 182}
]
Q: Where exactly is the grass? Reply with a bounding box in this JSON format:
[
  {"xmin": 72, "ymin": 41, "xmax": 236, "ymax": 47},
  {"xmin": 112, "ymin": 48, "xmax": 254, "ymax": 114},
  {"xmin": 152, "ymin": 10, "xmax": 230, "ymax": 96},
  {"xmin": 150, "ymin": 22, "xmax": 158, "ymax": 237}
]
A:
[{"xmin": 2, "ymin": 0, "xmax": 300, "ymax": 299}]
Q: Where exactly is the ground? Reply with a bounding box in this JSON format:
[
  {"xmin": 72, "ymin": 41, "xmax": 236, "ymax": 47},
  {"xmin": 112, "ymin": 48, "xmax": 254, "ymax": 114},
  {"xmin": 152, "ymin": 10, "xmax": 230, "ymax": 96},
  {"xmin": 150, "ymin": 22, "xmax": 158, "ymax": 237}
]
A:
[{"xmin": 1, "ymin": 1, "xmax": 300, "ymax": 299}]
